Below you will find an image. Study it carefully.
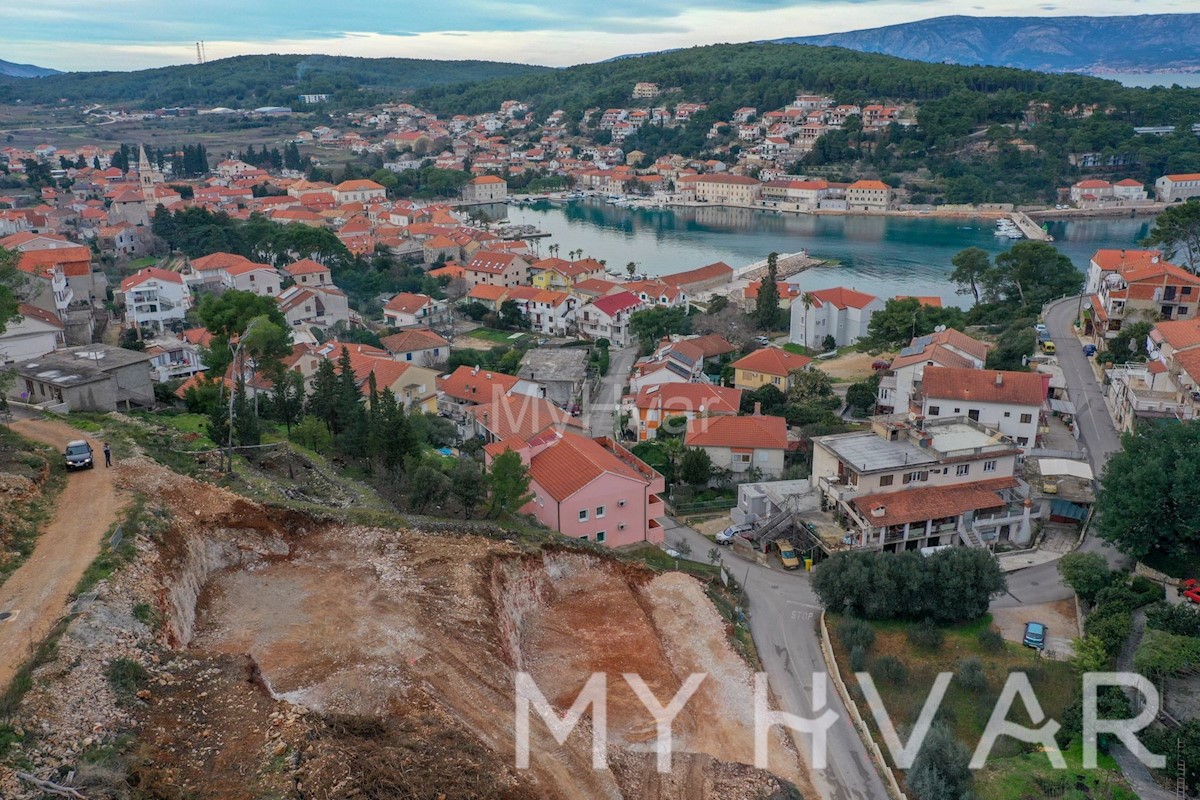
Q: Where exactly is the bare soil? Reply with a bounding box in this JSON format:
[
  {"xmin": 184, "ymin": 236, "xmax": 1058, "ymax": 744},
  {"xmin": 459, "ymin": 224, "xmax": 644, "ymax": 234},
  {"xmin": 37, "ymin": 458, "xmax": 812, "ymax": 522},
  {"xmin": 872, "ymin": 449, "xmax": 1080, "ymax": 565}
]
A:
[
  {"xmin": 0, "ymin": 418, "xmax": 124, "ymax": 691},
  {"xmin": 991, "ymin": 598, "xmax": 1080, "ymax": 660},
  {"xmin": 819, "ymin": 351, "xmax": 893, "ymax": 382}
]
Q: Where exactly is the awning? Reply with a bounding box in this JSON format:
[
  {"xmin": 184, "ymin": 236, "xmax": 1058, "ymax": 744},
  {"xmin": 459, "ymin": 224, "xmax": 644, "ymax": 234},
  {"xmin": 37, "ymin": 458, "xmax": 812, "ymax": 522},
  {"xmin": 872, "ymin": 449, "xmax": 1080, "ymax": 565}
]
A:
[
  {"xmin": 1049, "ymin": 399, "xmax": 1076, "ymax": 414},
  {"xmin": 1050, "ymin": 499, "xmax": 1088, "ymax": 521}
]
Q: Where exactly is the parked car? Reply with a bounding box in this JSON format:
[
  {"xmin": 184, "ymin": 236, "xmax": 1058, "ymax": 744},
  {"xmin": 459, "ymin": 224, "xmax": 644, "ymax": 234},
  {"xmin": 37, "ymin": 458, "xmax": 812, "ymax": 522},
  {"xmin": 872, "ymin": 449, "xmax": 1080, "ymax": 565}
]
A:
[
  {"xmin": 871, "ymin": 359, "xmax": 891, "ymax": 371},
  {"xmin": 716, "ymin": 523, "xmax": 754, "ymax": 545},
  {"xmin": 753, "ymin": 336, "xmax": 771, "ymax": 346},
  {"xmin": 1185, "ymin": 588, "xmax": 1200, "ymax": 605},
  {"xmin": 1023, "ymin": 621, "xmax": 1047, "ymax": 650},
  {"xmin": 1034, "ymin": 323, "xmax": 1048, "ymax": 335},
  {"xmin": 64, "ymin": 440, "xmax": 95, "ymax": 470},
  {"xmin": 1041, "ymin": 340, "xmax": 1057, "ymax": 355},
  {"xmin": 1082, "ymin": 344, "xmax": 1097, "ymax": 357},
  {"xmin": 774, "ymin": 539, "xmax": 801, "ymax": 570}
]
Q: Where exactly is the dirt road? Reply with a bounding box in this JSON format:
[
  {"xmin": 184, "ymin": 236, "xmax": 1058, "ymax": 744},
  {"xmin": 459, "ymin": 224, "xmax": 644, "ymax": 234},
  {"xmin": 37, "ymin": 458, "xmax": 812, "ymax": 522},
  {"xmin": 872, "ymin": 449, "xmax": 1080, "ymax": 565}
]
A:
[{"xmin": 0, "ymin": 418, "xmax": 123, "ymax": 691}]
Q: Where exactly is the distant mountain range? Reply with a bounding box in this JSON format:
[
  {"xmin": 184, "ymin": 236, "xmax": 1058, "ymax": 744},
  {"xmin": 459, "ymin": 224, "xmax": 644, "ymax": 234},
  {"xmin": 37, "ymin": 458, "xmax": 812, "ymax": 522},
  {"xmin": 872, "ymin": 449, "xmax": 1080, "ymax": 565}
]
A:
[
  {"xmin": 773, "ymin": 14, "xmax": 1200, "ymax": 74},
  {"xmin": 0, "ymin": 58, "xmax": 60, "ymax": 78}
]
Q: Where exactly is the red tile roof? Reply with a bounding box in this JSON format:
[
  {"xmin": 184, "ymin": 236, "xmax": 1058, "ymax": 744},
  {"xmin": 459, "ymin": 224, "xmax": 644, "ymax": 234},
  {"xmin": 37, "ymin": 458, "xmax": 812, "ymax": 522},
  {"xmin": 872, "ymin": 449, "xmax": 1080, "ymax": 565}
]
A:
[
  {"xmin": 731, "ymin": 347, "xmax": 813, "ymax": 377},
  {"xmin": 191, "ymin": 252, "xmax": 255, "ymax": 272},
  {"xmin": 438, "ymin": 364, "xmax": 520, "ymax": 403},
  {"xmin": 686, "ymin": 334, "xmax": 737, "ymax": 358},
  {"xmin": 661, "ymin": 261, "xmax": 733, "ymax": 288},
  {"xmin": 685, "ymin": 414, "xmax": 788, "ymax": 450},
  {"xmin": 851, "ymin": 477, "xmax": 1018, "ymax": 528},
  {"xmin": 634, "ymin": 383, "xmax": 742, "ymax": 415},
  {"xmin": 896, "ymin": 296, "xmax": 943, "ymax": 308},
  {"xmin": 284, "ymin": 258, "xmax": 330, "ymax": 276},
  {"xmin": 466, "ymin": 250, "xmax": 522, "ymax": 274},
  {"xmin": 1152, "ymin": 319, "xmax": 1200, "ymax": 351},
  {"xmin": 528, "ymin": 431, "xmax": 651, "ymax": 502},
  {"xmin": 590, "ymin": 290, "xmax": 643, "ymax": 316},
  {"xmin": 17, "ymin": 302, "xmax": 63, "ymax": 329},
  {"xmin": 1090, "ymin": 249, "xmax": 1164, "ymax": 273},
  {"xmin": 16, "ymin": 246, "xmax": 92, "ymax": 277},
  {"xmin": 469, "ymin": 394, "xmax": 583, "ymax": 441},
  {"xmin": 921, "ymin": 367, "xmax": 1045, "ymax": 406},
  {"xmin": 384, "ymin": 292, "xmax": 434, "ymax": 315},
  {"xmin": 809, "ymin": 286, "xmax": 879, "ymax": 310},
  {"xmin": 119, "ymin": 267, "xmax": 184, "ymax": 292},
  {"xmin": 379, "ymin": 327, "xmax": 449, "ymax": 353}
]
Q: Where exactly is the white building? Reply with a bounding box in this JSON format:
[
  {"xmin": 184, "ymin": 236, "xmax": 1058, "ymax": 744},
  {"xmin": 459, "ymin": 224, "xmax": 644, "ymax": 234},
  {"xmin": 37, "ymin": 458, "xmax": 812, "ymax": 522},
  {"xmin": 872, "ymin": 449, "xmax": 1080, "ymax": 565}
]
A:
[
  {"xmin": 118, "ymin": 268, "xmax": 192, "ymax": 334},
  {"xmin": 919, "ymin": 366, "xmax": 1045, "ymax": 449},
  {"xmin": 1155, "ymin": 173, "xmax": 1200, "ymax": 203},
  {"xmin": 578, "ymin": 290, "xmax": 643, "ymax": 347},
  {"xmin": 332, "ymin": 179, "xmax": 387, "ymax": 204},
  {"xmin": 876, "ymin": 329, "xmax": 991, "ymax": 415},
  {"xmin": 0, "ymin": 304, "xmax": 65, "ymax": 364},
  {"xmin": 789, "ymin": 287, "xmax": 883, "ymax": 349},
  {"xmin": 383, "ymin": 292, "xmax": 448, "ymax": 329},
  {"xmin": 223, "ymin": 263, "xmax": 282, "ymax": 297}
]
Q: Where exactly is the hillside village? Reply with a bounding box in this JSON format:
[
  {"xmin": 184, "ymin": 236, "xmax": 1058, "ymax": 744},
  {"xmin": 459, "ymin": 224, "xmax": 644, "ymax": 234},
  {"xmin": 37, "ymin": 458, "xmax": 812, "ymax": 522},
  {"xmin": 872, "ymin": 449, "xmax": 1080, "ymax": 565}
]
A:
[{"xmin": 2, "ymin": 69, "xmax": 1200, "ymax": 800}]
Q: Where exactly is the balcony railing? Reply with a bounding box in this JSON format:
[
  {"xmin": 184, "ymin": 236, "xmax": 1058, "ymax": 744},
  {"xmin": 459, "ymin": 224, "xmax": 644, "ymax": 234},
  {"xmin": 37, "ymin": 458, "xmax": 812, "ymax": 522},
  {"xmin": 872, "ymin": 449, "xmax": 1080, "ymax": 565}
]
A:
[{"xmin": 817, "ymin": 474, "xmax": 858, "ymax": 502}]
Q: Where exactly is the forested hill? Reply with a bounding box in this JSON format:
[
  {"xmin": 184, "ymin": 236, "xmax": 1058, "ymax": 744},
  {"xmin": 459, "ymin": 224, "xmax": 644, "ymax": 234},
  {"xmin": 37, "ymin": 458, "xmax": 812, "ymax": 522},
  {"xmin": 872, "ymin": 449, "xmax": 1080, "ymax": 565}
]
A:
[
  {"xmin": 774, "ymin": 14, "xmax": 1200, "ymax": 74},
  {"xmin": 0, "ymin": 54, "xmax": 551, "ymax": 109},
  {"xmin": 410, "ymin": 42, "xmax": 1190, "ymax": 121}
]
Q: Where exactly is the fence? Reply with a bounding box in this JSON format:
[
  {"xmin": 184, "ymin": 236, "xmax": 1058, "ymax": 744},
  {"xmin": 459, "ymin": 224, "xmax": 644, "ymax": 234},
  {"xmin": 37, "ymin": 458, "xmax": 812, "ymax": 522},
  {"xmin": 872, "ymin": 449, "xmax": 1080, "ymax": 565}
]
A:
[{"xmin": 664, "ymin": 496, "xmax": 737, "ymax": 516}]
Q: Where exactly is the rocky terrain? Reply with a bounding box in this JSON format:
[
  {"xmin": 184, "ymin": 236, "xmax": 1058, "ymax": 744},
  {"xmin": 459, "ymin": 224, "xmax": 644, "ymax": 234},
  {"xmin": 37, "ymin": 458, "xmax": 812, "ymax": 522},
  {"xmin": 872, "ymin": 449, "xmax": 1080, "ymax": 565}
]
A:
[{"xmin": 0, "ymin": 447, "xmax": 807, "ymax": 799}]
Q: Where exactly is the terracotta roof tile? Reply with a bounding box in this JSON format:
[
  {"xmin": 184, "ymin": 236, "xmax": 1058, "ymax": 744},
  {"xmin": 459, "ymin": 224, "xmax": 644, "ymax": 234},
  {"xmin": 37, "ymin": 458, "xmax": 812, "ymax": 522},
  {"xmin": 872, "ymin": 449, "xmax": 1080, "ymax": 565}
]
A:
[
  {"xmin": 851, "ymin": 477, "xmax": 1018, "ymax": 528},
  {"xmin": 438, "ymin": 364, "xmax": 519, "ymax": 403},
  {"xmin": 528, "ymin": 432, "xmax": 651, "ymax": 502},
  {"xmin": 731, "ymin": 347, "xmax": 813, "ymax": 377},
  {"xmin": 685, "ymin": 414, "xmax": 788, "ymax": 449},
  {"xmin": 379, "ymin": 327, "xmax": 449, "ymax": 354},
  {"xmin": 634, "ymin": 383, "xmax": 742, "ymax": 415},
  {"xmin": 921, "ymin": 367, "xmax": 1045, "ymax": 406}
]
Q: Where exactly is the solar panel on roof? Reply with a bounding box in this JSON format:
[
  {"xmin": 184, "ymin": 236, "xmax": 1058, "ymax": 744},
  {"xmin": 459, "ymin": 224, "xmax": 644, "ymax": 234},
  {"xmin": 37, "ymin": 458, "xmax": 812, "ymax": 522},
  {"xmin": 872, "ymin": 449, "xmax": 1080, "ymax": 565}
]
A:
[{"xmin": 898, "ymin": 344, "xmax": 923, "ymax": 358}]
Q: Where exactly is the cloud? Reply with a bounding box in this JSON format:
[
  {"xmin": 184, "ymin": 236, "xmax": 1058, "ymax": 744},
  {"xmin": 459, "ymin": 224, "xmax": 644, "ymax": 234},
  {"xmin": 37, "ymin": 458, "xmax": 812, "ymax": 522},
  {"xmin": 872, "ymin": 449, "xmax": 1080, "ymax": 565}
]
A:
[{"xmin": 2, "ymin": 0, "xmax": 1189, "ymax": 72}]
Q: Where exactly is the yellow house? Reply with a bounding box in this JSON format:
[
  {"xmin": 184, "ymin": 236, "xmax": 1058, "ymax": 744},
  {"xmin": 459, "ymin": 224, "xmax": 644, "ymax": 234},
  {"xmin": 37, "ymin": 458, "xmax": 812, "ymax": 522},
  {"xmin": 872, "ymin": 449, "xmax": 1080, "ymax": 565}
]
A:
[
  {"xmin": 731, "ymin": 347, "xmax": 814, "ymax": 391},
  {"xmin": 531, "ymin": 257, "xmax": 606, "ymax": 289}
]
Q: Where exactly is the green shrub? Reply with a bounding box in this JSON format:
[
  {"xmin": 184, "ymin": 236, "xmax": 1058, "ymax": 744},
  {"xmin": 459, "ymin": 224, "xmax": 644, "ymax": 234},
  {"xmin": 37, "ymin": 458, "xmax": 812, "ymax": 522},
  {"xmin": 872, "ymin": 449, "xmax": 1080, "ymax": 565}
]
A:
[
  {"xmin": 105, "ymin": 658, "xmax": 149, "ymax": 698},
  {"xmin": 1146, "ymin": 601, "xmax": 1200, "ymax": 638},
  {"xmin": 977, "ymin": 627, "xmax": 1005, "ymax": 653},
  {"xmin": 1130, "ymin": 576, "xmax": 1166, "ymax": 606},
  {"xmin": 850, "ymin": 645, "xmax": 868, "ymax": 671},
  {"xmin": 956, "ymin": 656, "xmax": 987, "ymax": 691},
  {"xmin": 873, "ymin": 655, "xmax": 908, "ymax": 685},
  {"xmin": 837, "ymin": 618, "xmax": 876, "ymax": 652},
  {"xmin": 907, "ymin": 622, "xmax": 944, "ymax": 651},
  {"xmin": 1085, "ymin": 606, "xmax": 1133, "ymax": 656}
]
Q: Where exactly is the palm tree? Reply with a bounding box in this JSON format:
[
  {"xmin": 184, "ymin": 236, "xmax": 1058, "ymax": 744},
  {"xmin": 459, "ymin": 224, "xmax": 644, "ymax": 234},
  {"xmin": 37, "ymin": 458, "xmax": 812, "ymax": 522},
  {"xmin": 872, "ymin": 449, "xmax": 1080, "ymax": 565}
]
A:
[{"xmin": 626, "ymin": 261, "xmax": 639, "ymax": 278}]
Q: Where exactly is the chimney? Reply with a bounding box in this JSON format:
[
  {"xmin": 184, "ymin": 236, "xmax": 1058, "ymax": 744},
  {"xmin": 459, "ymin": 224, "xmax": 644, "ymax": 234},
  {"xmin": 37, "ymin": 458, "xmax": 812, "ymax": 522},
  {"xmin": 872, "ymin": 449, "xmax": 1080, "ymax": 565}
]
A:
[
  {"xmin": 995, "ymin": 373, "xmax": 1003, "ymax": 386},
  {"xmin": 753, "ymin": 401, "xmax": 762, "ymax": 416}
]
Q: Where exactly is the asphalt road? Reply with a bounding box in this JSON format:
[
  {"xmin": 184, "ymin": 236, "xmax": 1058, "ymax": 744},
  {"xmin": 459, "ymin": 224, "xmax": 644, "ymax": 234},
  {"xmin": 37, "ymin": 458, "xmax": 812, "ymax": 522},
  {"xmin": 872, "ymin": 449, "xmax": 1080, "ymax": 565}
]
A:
[
  {"xmin": 993, "ymin": 297, "xmax": 1130, "ymax": 610},
  {"xmin": 661, "ymin": 519, "xmax": 890, "ymax": 800},
  {"xmin": 587, "ymin": 345, "xmax": 638, "ymax": 437}
]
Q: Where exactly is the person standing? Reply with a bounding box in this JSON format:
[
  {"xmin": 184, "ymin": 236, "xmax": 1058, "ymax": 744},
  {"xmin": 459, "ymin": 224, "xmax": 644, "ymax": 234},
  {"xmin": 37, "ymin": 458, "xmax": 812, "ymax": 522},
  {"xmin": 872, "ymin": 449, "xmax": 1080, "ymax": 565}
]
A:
[{"xmin": 103, "ymin": 442, "xmax": 112, "ymax": 468}]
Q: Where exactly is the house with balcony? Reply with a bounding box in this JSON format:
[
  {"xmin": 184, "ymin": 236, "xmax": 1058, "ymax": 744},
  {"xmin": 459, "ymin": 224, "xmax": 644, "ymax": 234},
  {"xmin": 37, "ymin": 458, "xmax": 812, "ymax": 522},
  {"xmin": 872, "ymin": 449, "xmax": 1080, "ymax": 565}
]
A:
[
  {"xmin": 579, "ymin": 290, "xmax": 643, "ymax": 347},
  {"xmin": 1103, "ymin": 318, "xmax": 1200, "ymax": 430},
  {"xmin": 223, "ymin": 262, "xmax": 282, "ymax": 297},
  {"xmin": 730, "ymin": 347, "xmax": 813, "ymax": 392},
  {"xmin": 436, "ymin": 364, "xmax": 540, "ymax": 418},
  {"xmin": 143, "ymin": 337, "xmax": 205, "ymax": 382},
  {"xmin": 625, "ymin": 382, "xmax": 742, "ymax": 441},
  {"xmin": 788, "ymin": 286, "xmax": 883, "ymax": 349},
  {"xmin": 379, "ymin": 327, "xmax": 451, "ymax": 366},
  {"xmin": 382, "ymin": 292, "xmax": 448, "ymax": 329},
  {"xmin": 503, "ymin": 286, "xmax": 578, "ymax": 337},
  {"xmin": 876, "ymin": 329, "xmax": 991, "ymax": 414},
  {"xmin": 276, "ymin": 283, "xmax": 351, "ymax": 330},
  {"xmin": 684, "ymin": 413, "xmax": 789, "ymax": 479},
  {"xmin": 918, "ymin": 367, "xmax": 1046, "ymax": 449},
  {"xmin": 811, "ymin": 415, "xmax": 1032, "ymax": 553},
  {"xmin": 1083, "ymin": 250, "xmax": 1200, "ymax": 340},
  {"xmin": 484, "ymin": 429, "xmax": 666, "ymax": 547},
  {"xmin": 118, "ymin": 267, "xmax": 191, "ymax": 334}
]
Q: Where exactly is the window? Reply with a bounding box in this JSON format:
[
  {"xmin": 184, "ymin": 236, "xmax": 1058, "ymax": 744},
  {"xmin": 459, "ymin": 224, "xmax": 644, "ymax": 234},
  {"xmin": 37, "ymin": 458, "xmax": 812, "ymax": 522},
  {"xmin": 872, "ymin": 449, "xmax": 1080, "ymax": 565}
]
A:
[
  {"xmin": 1003, "ymin": 411, "xmax": 1011, "ymax": 418},
  {"xmin": 953, "ymin": 408, "xmax": 961, "ymax": 414},
  {"xmin": 578, "ymin": 509, "xmax": 589, "ymax": 522},
  {"xmin": 1017, "ymin": 437, "xmax": 1029, "ymax": 446},
  {"xmin": 596, "ymin": 531, "xmax": 606, "ymax": 543},
  {"xmin": 879, "ymin": 474, "xmax": 894, "ymax": 487},
  {"xmin": 956, "ymin": 464, "xmax": 970, "ymax": 476},
  {"xmin": 1019, "ymin": 413, "xmax": 1033, "ymax": 424},
  {"xmin": 927, "ymin": 406, "xmax": 940, "ymax": 416},
  {"xmin": 405, "ymin": 353, "xmax": 413, "ymax": 361},
  {"xmin": 596, "ymin": 505, "xmax": 606, "ymax": 519},
  {"xmin": 968, "ymin": 409, "xmax": 980, "ymax": 421},
  {"xmin": 903, "ymin": 470, "xmax": 928, "ymax": 484},
  {"xmin": 983, "ymin": 460, "xmax": 997, "ymax": 473},
  {"xmin": 733, "ymin": 453, "xmax": 752, "ymax": 464},
  {"xmin": 578, "ymin": 534, "xmax": 589, "ymax": 541}
]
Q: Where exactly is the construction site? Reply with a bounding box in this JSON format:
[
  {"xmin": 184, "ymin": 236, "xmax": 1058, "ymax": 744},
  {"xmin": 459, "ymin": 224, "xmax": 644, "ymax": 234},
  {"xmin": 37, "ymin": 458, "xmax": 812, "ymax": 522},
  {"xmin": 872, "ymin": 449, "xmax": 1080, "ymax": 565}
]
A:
[{"xmin": 0, "ymin": 418, "xmax": 809, "ymax": 800}]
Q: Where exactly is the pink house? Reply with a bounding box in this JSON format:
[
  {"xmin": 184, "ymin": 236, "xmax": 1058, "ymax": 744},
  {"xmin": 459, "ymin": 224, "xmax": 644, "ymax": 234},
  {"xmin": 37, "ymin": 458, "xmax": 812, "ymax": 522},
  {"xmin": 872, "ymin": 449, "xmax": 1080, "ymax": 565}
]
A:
[{"xmin": 485, "ymin": 429, "xmax": 666, "ymax": 547}]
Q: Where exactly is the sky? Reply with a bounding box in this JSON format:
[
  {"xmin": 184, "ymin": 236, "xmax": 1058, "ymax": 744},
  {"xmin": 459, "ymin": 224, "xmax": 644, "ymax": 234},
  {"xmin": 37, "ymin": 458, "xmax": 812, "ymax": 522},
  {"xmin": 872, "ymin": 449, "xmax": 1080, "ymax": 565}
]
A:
[{"xmin": 1, "ymin": 0, "xmax": 1192, "ymax": 73}]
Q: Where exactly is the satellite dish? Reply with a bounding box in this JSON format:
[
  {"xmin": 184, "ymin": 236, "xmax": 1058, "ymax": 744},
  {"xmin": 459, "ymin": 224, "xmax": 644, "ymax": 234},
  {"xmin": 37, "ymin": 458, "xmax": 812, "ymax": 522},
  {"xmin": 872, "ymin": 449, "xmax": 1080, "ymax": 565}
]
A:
[{"xmin": 934, "ymin": 325, "xmax": 947, "ymax": 332}]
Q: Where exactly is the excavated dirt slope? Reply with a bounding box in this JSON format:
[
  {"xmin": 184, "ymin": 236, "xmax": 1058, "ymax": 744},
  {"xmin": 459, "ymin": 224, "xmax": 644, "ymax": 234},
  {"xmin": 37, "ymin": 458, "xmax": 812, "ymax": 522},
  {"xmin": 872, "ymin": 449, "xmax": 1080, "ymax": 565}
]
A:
[{"xmin": 85, "ymin": 458, "xmax": 806, "ymax": 799}]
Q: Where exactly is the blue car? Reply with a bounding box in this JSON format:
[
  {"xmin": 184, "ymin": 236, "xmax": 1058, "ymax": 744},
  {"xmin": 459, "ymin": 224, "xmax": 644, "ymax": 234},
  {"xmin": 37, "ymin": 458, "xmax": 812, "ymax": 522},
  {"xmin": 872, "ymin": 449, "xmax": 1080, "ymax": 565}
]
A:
[
  {"xmin": 1023, "ymin": 621, "xmax": 1047, "ymax": 650},
  {"xmin": 1082, "ymin": 344, "xmax": 1097, "ymax": 357}
]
